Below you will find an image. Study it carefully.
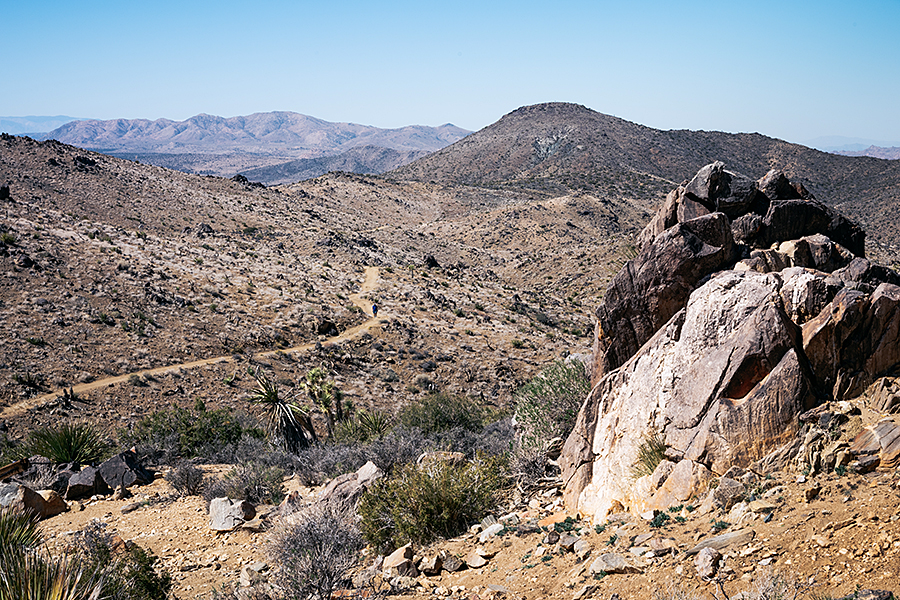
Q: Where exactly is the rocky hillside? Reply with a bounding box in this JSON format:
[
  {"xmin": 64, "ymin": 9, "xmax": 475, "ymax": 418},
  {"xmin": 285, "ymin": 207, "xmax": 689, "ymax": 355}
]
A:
[
  {"xmin": 390, "ymin": 103, "xmax": 900, "ymax": 265},
  {"xmin": 238, "ymin": 145, "xmax": 430, "ymax": 186}
]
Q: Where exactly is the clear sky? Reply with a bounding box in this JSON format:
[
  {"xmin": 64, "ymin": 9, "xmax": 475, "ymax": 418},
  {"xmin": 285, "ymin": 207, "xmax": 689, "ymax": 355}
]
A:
[{"xmin": 4, "ymin": 0, "xmax": 899, "ymax": 144}]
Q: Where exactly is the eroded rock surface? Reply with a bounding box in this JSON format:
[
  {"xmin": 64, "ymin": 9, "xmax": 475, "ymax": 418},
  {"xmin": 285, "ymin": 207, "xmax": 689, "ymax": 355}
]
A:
[{"xmin": 563, "ymin": 163, "xmax": 900, "ymax": 523}]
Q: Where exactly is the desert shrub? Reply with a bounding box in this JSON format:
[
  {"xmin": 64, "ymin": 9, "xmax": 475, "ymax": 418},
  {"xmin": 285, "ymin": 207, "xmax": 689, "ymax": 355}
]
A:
[
  {"xmin": 16, "ymin": 422, "xmax": 111, "ymax": 465},
  {"xmin": 251, "ymin": 372, "xmax": 318, "ymax": 452},
  {"xmin": 266, "ymin": 503, "xmax": 364, "ymax": 600},
  {"xmin": 631, "ymin": 431, "xmax": 667, "ymax": 479},
  {"xmin": 333, "ymin": 409, "xmax": 392, "ymax": 444},
  {"xmin": 203, "ymin": 435, "xmax": 301, "ymax": 472},
  {"xmin": 514, "ymin": 359, "xmax": 589, "ymax": 450},
  {"xmin": 121, "ymin": 399, "xmax": 246, "ymax": 464},
  {"xmin": 74, "ymin": 520, "xmax": 172, "ymax": 600},
  {"xmin": 399, "ymin": 392, "xmax": 489, "ymax": 434},
  {"xmin": 508, "ymin": 445, "xmax": 551, "ymax": 493},
  {"xmin": 203, "ymin": 462, "xmax": 285, "ymax": 505},
  {"xmin": 0, "ymin": 547, "xmax": 106, "ymax": 600},
  {"xmin": 358, "ymin": 453, "xmax": 507, "ymax": 551},
  {"xmin": 165, "ymin": 462, "xmax": 206, "ymax": 496}
]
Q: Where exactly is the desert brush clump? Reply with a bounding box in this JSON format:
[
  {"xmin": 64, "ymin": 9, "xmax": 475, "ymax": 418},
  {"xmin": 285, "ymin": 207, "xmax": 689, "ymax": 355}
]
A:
[
  {"xmin": 120, "ymin": 398, "xmax": 248, "ymax": 464},
  {"xmin": 631, "ymin": 431, "xmax": 668, "ymax": 479},
  {"xmin": 358, "ymin": 452, "xmax": 507, "ymax": 552},
  {"xmin": 203, "ymin": 462, "xmax": 285, "ymax": 505},
  {"xmin": 513, "ymin": 359, "xmax": 589, "ymax": 451},
  {"xmin": 398, "ymin": 391, "xmax": 491, "ymax": 434},
  {"xmin": 266, "ymin": 503, "xmax": 365, "ymax": 600},
  {"xmin": 164, "ymin": 461, "xmax": 206, "ymax": 496},
  {"xmin": 14, "ymin": 421, "xmax": 112, "ymax": 466}
]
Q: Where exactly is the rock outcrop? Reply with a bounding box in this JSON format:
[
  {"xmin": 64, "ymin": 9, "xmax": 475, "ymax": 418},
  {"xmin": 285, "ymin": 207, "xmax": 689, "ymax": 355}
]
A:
[{"xmin": 562, "ymin": 163, "xmax": 900, "ymax": 523}]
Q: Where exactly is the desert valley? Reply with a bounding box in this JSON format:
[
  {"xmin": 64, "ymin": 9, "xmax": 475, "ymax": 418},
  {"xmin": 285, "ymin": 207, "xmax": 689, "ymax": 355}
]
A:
[{"xmin": 2, "ymin": 102, "xmax": 900, "ymax": 600}]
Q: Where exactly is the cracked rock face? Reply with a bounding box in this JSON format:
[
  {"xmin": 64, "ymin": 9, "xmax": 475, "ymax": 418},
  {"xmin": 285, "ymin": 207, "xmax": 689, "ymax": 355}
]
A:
[{"xmin": 562, "ymin": 163, "xmax": 900, "ymax": 523}]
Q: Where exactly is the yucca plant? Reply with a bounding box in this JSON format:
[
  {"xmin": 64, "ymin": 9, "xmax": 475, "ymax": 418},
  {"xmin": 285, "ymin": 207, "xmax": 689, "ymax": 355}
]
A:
[
  {"xmin": 0, "ymin": 507, "xmax": 42, "ymax": 552},
  {"xmin": 250, "ymin": 371, "xmax": 317, "ymax": 453},
  {"xmin": 335, "ymin": 410, "xmax": 393, "ymax": 443},
  {"xmin": 0, "ymin": 547, "xmax": 107, "ymax": 600},
  {"xmin": 19, "ymin": 423, "xmax": 111, "ymax": 466}
]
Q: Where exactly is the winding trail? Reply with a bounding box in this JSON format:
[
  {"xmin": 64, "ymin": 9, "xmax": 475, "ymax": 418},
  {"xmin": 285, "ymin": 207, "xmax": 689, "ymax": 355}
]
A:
[{"xmin": 1, "ymin": 267, "xmax": 383, "ymax": 420}]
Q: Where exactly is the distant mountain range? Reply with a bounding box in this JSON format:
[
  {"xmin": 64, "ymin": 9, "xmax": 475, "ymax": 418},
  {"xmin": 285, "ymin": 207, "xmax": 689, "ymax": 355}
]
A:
[
  {"xmin": 25, "ymin": 111, "xmax": 469, "ymax": 184},
  {"xmin": 0, "ymin": 115, "xmax": 85, "ymax": 135},
  {"xmin": 834, "ymin": 146, "xmax": 900, "ymax": 160}
]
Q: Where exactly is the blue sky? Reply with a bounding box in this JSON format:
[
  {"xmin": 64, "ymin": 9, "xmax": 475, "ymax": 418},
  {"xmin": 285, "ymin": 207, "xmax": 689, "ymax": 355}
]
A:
[{"xmin": 4, "ymin": 0, "xmax": 900, "ymax": 144}]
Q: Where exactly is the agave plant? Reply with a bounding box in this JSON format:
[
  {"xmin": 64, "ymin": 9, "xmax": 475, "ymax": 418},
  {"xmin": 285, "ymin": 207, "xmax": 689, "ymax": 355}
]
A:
[
  {"xmin": 0, "ymin": 546, "xmax": 107, "ymax": 600},
  {"xmin": 19, "ymin": 423, "xmax": 110, "ymax": 466},
  {"xmin": 250, "ymin": 371, "xmax": 318, "ymax": 453}
]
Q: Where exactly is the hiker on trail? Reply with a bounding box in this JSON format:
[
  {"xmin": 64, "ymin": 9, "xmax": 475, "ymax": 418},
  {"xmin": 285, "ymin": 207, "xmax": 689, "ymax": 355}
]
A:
[{"xmin": 372, "ymin": 303, "xmax": 378, "ymax": 317}]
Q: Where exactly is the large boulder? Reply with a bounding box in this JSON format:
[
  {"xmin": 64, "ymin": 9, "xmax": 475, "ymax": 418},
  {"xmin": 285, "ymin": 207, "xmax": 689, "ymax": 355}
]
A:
[
  {"xmin": 65, "ymin": 466, "xmax": 110, "ymax": 500},
  {"xmin": 563, "ymin": 270, "xmax": 817, "ymax": 520},
  {"xmin": 209, "ymin": 497, "xmax": 256, "ymax": 532},
  {"xmin": 0, "ymin": 483, "xmax": 46, "ymax": 518}
]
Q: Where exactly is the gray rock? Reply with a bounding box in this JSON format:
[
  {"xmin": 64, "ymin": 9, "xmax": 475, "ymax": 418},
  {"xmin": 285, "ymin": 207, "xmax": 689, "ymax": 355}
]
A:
[
  {"xmin": 574, "ymin": 539, "xmax": 592, "ymax": 559},
  {"xmin": 97, "ymin": 451, "xmax": 152, "ymax": 489},
  {"xmin": 713, "ymin": 478, "xmax": 746, "ymax": 511},
  {"xmin": 558, "ymin": 533, "xmax": 579, "ymax": 552},
  {"xmin": 209, "ymin": 497, "xmax": 256, "ymax": 532},
  {"xmin": 419, "ymin": 554, "xmax": 443, "ymax": 576},
  {"xmin": 0, "ymin": 483, "xmax": 46, "ymax": 518},
  {"xmin": 588, "ymin": 552, "xmax": 640, "ymax": 575},
  {"xmin": 65, "ymin": 466, "xmax": 110, "ymax": 500},
  {"xmin": 439, "ymin": 550, "xmax": 464, "ymax": 572}
]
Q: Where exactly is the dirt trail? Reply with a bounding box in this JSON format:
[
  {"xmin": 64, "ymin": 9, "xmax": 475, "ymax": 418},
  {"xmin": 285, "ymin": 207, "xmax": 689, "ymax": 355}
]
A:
[{"xmin": 1, "ymin": 267, "xmax": 383, "ymax": 420}]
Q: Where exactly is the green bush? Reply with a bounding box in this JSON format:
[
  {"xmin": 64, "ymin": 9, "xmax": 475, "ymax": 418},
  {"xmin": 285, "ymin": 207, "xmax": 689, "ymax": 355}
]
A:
[
  {"xmin": 358, "ymin": 453, "xmax": 507, "ymax": 551},
  {"xmin": 75, "ymin": 520, "xmax": 172, "ymax": 600},
  {"xmin": 514, "ymin": 360, "xmax": 589, "ymax": 450},
  {"xmin": 16, "ymin": 422, "xmax": 111, "ymax": 465},
  {"xmin": 121, "ymin": 399, "xmax": 246, "ymax": 463},
  {"xmin": 333, "ymin": 409, "xmax": 392, "ymax": 444},
  {"xmin": 399, "ymin": 392, "xmax": 489, "ymax": 434}
]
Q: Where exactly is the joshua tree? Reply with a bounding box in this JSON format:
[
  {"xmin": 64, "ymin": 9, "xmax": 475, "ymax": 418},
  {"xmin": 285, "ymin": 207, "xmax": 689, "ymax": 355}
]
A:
[{"xmin": 301, "ymin": 367, "xmax": 343, "ymax": 438}]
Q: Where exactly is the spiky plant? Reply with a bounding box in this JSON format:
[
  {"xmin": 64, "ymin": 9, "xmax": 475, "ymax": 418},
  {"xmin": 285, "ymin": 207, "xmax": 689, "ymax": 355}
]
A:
[
  {"xmin": 0, "ymin": 508, "xmax": 42, "ymax": 552},
  {"xmin": 250, "ymin": 371, "xmax": 317, "ymax": 453},
  {"xmin": 301, "ymin": 367, "xmax": 344, "ymax": 438},
  {"xmin": 19, "ymin": 422, "xmax": 111, "ymax": 466},
  {"xmin": 0, "ymin": 547, "xmax": 107, "ymax": 600}
]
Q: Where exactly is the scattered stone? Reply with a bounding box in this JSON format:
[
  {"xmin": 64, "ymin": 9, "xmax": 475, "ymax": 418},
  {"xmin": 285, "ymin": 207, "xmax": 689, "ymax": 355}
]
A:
[
  {"xmin": 805, "ymin": 486, "xmax": 821, "ymax": 502},
  {"xmin": 588, "ymin": 553, "xmax": 640, "ymax": 575},
  {"xmin": 479, "ymin": 522, "xmax": 504, "ymax": 543},
  {"xmin": 714, "ymin": 478, "xmax": 746, "ymax": 510},
  {"xmin": 573, "ymin": 584, "xmax": 597, "ymax": 600},
  {"xmin": 36, "ymin": 490, "xmax": 68, "ymax": 518},
  {"xmin": 574, "ymin": 539, "xmax": 592, "ymax": 560},
  {"xmin": 440, "ymin": 551, "xmax": 464, "ymax": 572},
  {"xmin": 558, "ymin": 533, "xmax": 579, "ymax": 552},
  {"xmin": 465, "ymin": 551, "xmax": 488, "ymax": 569},
  {"xmin": 543, "ymin": 530, "xmax": 561, "ymax": 545},
  {"xmin": 419, "ymin": 554, "xmax": 443, "ymax": 576},
  {"xmin": 239, "ymin": 562, "xmax": 268, "ymax": 587}
]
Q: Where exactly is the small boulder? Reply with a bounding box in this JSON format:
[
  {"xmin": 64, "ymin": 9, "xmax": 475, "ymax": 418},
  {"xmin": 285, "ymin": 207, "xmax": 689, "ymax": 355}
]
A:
[
  {"xmin": 419, "ymin": 554, "xmax": 443, "ymax": 576},
  {"xmin": 209, "ymin": 497, "xmax": 256, "ymax": 532},
  {"xmin": 0, "ymin": 483, "xmax": 45, "ymax": 518},
  {"xmin": 713, "ymin": 478, "xmax": 746, "ymax": 511},
  {"xmin": 588, "ymin": 552, "xmax": 640, "ymax": 575},
  {"xmin": 97, "ymin": 451, "xmax": 153, "ymax": 489},
  {"xmin": 694, "ymin": 547, "xmax": 721, "ymax": 580},
  {"xmin": 37, "ymin": 490, "xmax": 68, "ymax": 518},
  {"xmin": 65, "ymin": 466, "xmax": 110, "ymax": 500}
]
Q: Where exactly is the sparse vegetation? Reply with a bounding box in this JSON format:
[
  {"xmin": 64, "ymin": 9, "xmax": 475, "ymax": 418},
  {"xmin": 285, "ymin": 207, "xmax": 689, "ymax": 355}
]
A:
[
  {"xmin": 165, "ymin": 462, "xmax": 206, "ymax": 496},
  {"xmin": 399, "ymin": 392, "xmax": 490, "ymax": 434},
  {"xmin": 266, "ymin": 503, "xmax": 364, "ymax": 600},
  {"xmin": 631, "ymin": 431, "xmax": 667, "ymax": 479},
  {"xmin": 204, "ymin": 462, "xmax": 285, "ymax": 505}
]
